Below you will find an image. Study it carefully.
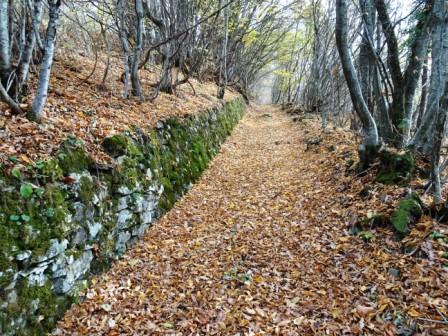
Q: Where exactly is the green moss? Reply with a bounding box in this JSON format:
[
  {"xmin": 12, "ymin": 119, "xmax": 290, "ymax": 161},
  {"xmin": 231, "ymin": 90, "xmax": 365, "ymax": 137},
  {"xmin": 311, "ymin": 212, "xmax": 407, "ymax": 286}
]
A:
[
  {"xmin": 351, "ymin": 212, "xmax": 389, "ymax": 236},
  {"xmin": 10, "ymin": 279, "xmax": 73, "ymax": 335},
  {"xmin": 0, "ymin": 215, "xmax": 16, "ymax": 285},
  {"xmin": 376, "ymin": 151, "xmax": 415, "ymax": 185},
  {"xmin": 30, "ymin": 158, "xmax": 64, "ymax": 183},
  {"xmin": 91, "ymin": 231, "xmax": 116, "ymax": 274},
  {"xmin": 102, "ymin": 134, "xmax": 142, "ymax": 159},
  {"xmin": 66, "ymin": 247, "xmax": 84, "ymax": 260},
  {"xmin": 78, "ymin": 176, "xmax": 95, "ymax": 203},
  {"xmin": 0, "ymin": 268, "xmax": 14, "ymax": 288},
  {"xmin": 147, "ymin": 129, "xmax": 160, "ymax": 146},
  {"xmin": 112, "ymin": 157, "xmax": 142, "ymax": 190},
  {"xmin": 159, "ymin": 177, "xmax": 176, "ymax": 212},
  {"xmin": 0, "ymin": 224, "xmax": 18, "ymax": 282},
  {"xmin": 102, "ymin": 134, "xmax": 128, "ymax": 157},
  {"xmin": 49, "ymin": 207, "xmax": 70, "ymax": 228},
  {"xmin": 392, "ymin": 194, "xmax": 422, "ymax": 234},
  {"xmin": 44, "ymin": 186, "xmax": 66, "ymax": 207},
  {"xmin": 58, "ymin": 138, "xmax": 94, "ymax": 174},
  {"xmin": 0, "ymin": 183, "xmax": 71, "ymax": 261}
]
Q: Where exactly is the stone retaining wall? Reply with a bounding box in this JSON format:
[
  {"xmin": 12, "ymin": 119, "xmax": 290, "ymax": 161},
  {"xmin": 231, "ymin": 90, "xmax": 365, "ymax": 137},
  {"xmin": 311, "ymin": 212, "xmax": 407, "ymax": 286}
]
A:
[{"xmin": 0, "ymin": 98, "xmax": 245, "ymax": 335}]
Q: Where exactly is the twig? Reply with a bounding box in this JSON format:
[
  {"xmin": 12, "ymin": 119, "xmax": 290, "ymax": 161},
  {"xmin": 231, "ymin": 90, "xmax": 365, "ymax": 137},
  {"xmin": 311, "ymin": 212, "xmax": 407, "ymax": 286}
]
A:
[
  {"xmin": 416, "ymin": 317, "xmax": 448, "ymax": 325},
  {"xmin": 436, "ymin": 309, "xmax": 448, "ymax": 323},
  {"xmin": 355, "ymin": 162, "xmax": 380, "ymax": 177},
  {"xmin": 405, "ymin": 247, "xmax": 420, "ymax": 257}
]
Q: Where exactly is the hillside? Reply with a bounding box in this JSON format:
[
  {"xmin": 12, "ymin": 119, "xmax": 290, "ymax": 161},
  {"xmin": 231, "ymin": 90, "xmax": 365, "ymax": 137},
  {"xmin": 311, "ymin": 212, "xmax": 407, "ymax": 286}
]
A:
[{"xmin": 0, "ymin": 53, "xmax": 238, "ymax": 167}]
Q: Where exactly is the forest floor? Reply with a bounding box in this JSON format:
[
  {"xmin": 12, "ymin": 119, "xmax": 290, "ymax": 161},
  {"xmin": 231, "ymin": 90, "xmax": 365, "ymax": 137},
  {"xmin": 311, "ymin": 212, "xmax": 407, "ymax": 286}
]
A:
[{"xmin": 55, "ymin": 106, "xmax": 447, "ymax": 335}]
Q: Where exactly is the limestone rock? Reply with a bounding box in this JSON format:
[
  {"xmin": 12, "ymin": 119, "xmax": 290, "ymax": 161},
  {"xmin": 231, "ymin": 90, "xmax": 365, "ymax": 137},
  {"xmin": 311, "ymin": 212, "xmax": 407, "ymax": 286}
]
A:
[
  {"xmin": 116, "ymin": 231, "xmax": 131, "ymax": 255},
  {"xmin": 37, "ymin": 239, "xmax": 68, "ymax": 263},
  {"xmin": 117, "ymin": 209, "xmax": 133, "ymax": 229}
]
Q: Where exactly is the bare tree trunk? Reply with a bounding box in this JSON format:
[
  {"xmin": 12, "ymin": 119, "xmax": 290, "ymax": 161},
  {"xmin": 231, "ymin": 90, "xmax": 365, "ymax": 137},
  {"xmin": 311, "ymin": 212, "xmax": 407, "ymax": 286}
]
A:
[
  {"xmin": 0, "ymin": 0, "xmax": 11, "ymax": 83},
  {"xmin": 373, "ymin": 65, "xmax": 391, "ymax": 138},
  {"xmin": 415, "ymin": 56, "xmax": 429, "ymax": 128},
  {"xmin": 30, "ymin": 0, "xmax": 61, "ymax": 121},
  {"xmin": 336, "ymin": 0, "xmax": 379, "ymax": 168},
  {"xmin": 159, "ymin": 49, "xmax": 174, "ymax": 94},
  {"xmin": 431, "ymin": 81, "xmax": 448, "ymax": 202},
  {"xmin": 18, "ymin": 0, "xmax": 26, "ymax": 58},
  {"xmin": 401, "ymin": 1, "xmax": 433, "ymax": 144},
  {"xmin": 358, "ymin": 0, "xmax": 375, "ymax": 112},
  {"xmin": 30, "ymin": 0, "xmax": 44, "ymax": 51},
  {"xmin": 16, "ymin": 0, "xmax": 44, "ymax": 95},
  {"xmin": 118, "ymin": 0, "xmax": 131, "ymax": 99},
  {"xmin": 373, "ymin": 0, "xmax": 402, "ymax": 89},
  {"xmin": 0, "ymin": 81, "xmax": 23, "ymax": 114},
  {"xmin": 131, "ymin": 0, "xmax": 144, "ymax": 98},
  {"xmin": 100, "ymin": 23, "xmax": 111, "ymax": 88},
  {"xmin": 218, "ymin": 0, "xmax": 229, "ymax": 99},
  {"xmin": 374, "ymin": 0, "xmax": 434, "ymax": 145},
  {"xmin": 412, "ymin": 0, "xmax": 448, "ymax": 155}
]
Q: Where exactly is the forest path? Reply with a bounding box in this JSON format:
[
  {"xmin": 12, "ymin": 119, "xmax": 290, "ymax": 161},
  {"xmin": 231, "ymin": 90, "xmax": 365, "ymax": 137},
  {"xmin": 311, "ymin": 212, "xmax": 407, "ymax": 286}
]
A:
[{"xmin": 55, "ymin": 106, "xmax": 402, "ymax": 335}]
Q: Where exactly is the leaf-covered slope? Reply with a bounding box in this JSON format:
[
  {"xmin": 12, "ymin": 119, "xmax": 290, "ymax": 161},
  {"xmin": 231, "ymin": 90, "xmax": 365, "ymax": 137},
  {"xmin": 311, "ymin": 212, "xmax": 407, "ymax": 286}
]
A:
[{"xmin": 0, "ymin": 53, "xmax": 239, "ymax": 168}]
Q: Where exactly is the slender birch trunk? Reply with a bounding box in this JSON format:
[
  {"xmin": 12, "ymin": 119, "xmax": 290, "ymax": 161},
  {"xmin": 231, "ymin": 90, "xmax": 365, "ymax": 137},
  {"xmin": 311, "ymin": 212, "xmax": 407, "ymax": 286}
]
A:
[
  {"xmin": 131, "ymin": 0, "xmax": 144, "ymax": 98},
  {"xmin": 16, "ymin": 0, "xmax": 44, "ymax": 94},
  {"xmin": 30, "ymin": 0, "xmax": 61, "ymax": 121},
  {"xmin": 0, "ymin": 0, "xmax": 11, "ymax": 83}
]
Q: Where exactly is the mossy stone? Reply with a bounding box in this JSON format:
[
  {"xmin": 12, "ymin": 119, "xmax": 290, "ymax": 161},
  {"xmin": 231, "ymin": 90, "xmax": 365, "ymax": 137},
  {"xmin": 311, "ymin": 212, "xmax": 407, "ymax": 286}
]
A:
[
  {"xmin": 38, "ymin": 159, "xmax": 63, "ymax": 182},
  {"xmin": 58, "ymin": 138, "xmax": 94, "ymax": 174},
  {"xmin": 12, "ymin": 279, "xmax": 72, "ymax": 334},
  {"xmin": 392, "ymin": 193, "xmax": 422, "ymax": 234},
  {"xmin": 376, "ymin": 151, "xmax": 415, "ymax": 185},
  {"xmin": 112, "ymin": 157, "xmax": 142, "ymax": 190},
  {"xmin": 78, "ymin": 176, "xmax": 95, "ymax": 203},
  {"xmin": 45, "ymin": 185, "xmax": 66, "ymax": 207},
  {"xmin": 102, "ymin": 134, "xmax": 142, "ymax": 159}
]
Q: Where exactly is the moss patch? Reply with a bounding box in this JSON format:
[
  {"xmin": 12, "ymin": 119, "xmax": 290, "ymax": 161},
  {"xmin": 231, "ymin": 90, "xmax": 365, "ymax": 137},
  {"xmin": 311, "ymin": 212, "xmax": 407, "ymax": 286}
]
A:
[
  {"xmin": 351, "ymin": 213, "xmax": 389, "ymax": 236},
  {"xmin": 78, "ymin": 176, "xmax": 95, "ymax": 203},
  {"xmin": 37, "ymin": 159, "xmax": 63, "ymax": 183},
  {"xmin": 376, "ymin": 151, "xmax": 415, "ymax": 185},
  {"xmin": 392, "ymin": 194, "xmax": 422, "ymax": 234},
  {"xmin": 58, "ymin": 137, "xmax": 94, "ymax": 174},
  {"xmin": 102, "ymin": 134, "xmax": 142, "ymax": 159},
  {"xmin": 10, "ymin": 279, "xmax": 72, "ymax": 335}
]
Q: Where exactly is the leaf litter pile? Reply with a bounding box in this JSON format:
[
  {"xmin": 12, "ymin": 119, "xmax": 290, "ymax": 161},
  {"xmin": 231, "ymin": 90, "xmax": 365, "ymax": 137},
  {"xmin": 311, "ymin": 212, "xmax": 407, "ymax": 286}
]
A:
[{"xmin": 55, "ymin": 107, "xmax": 447, "ymax": 335}]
